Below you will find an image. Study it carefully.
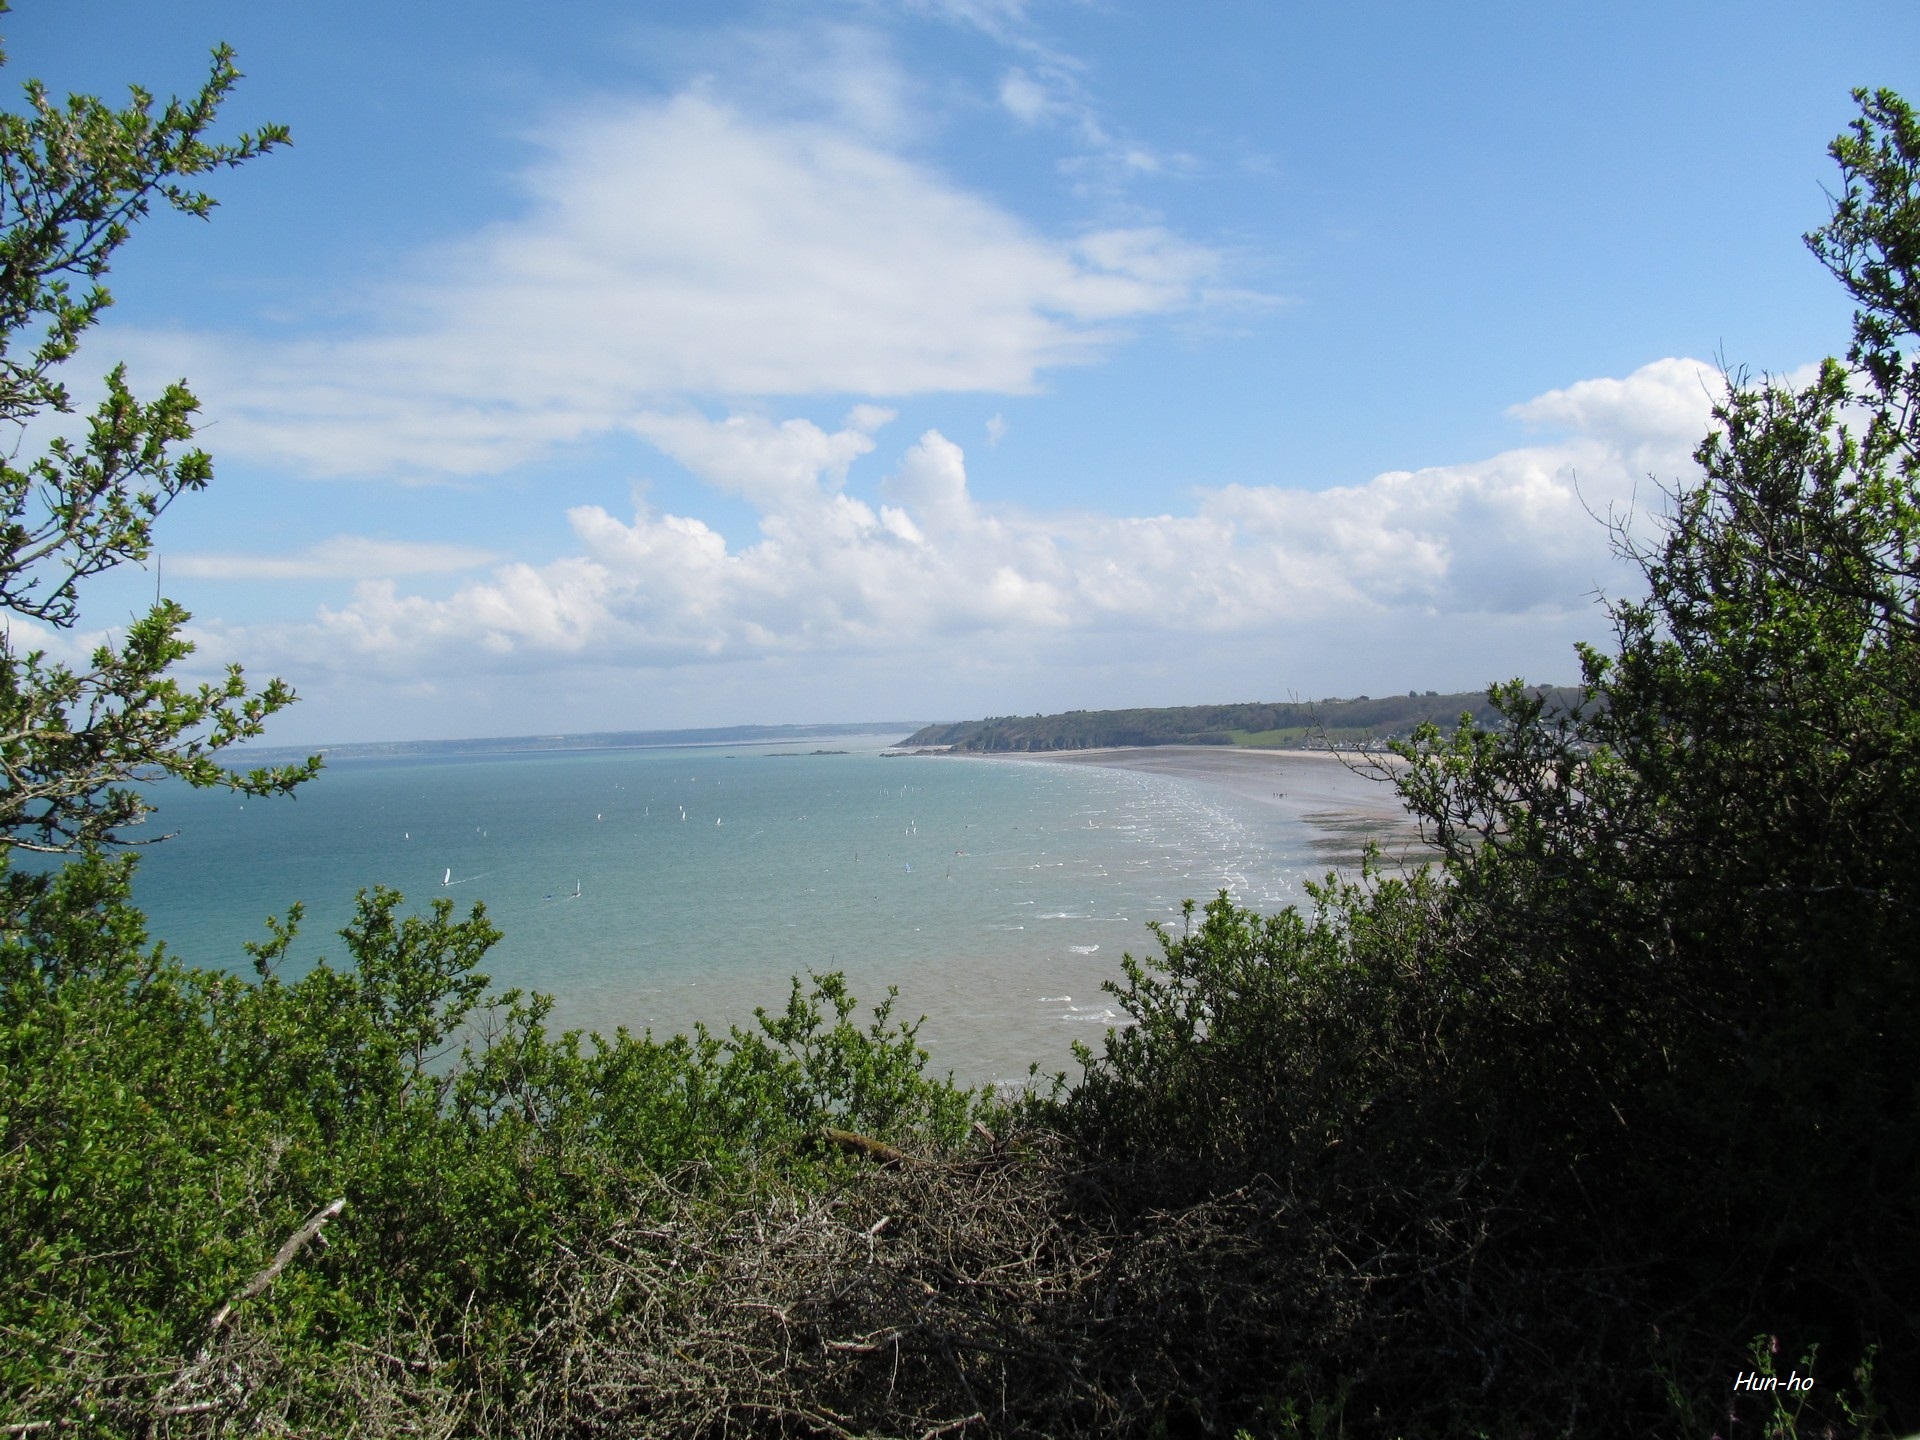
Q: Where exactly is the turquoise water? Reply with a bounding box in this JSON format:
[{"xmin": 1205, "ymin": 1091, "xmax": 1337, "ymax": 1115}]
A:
[{"xmin": 126, "ymin": 736, "xmax": 1374, "ymax": 1084}]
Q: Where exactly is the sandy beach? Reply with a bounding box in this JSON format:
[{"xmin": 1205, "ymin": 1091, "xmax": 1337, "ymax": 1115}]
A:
[{"xmin": 942, "ymin": 745, "xmax": 1435, "ymax": 871}]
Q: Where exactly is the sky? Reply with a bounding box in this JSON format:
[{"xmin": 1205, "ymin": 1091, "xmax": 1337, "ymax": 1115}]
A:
[{"xmin": 6, "ymin": 1, "xmax": 1917, "ymax": 743}]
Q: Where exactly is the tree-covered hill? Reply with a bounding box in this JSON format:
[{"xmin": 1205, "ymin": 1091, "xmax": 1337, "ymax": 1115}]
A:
[{"xmin": 902, "ymin": 688, "xmax": 1577, "ymax": 752}]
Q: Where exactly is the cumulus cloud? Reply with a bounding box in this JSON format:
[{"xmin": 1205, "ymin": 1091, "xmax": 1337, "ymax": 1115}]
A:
[
  {"xmin": 205, "ymin": 358, "xmax": 1715, "ymax": 689},
  {"xmin": 113, "ymin": 92, "xmax": 1222, "ymax": 482},
  {"xmin": 1510, "ymin": 356, "xmax": 1723, "ymax": 475}
]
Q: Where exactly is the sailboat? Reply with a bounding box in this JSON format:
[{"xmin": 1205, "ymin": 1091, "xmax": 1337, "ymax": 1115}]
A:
[{"xmin": 442, "ymin": 868, "xmax": 451, "ymax": 886}]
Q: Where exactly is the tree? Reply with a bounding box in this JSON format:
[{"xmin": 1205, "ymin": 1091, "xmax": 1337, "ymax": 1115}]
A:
[
  {"xmin": 0, "ymin": 13, "xmax": 315, "ymax": 855},
  {"xmin": 1057, "ymin": 88, "xmax": 1920, "ymax": 1436},
  {"xmin": 1383, "ymin": 85, "xmax": 1920, "ymax": 1427}
]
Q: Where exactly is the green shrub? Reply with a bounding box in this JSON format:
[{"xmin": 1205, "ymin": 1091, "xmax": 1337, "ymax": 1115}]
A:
[
  {"xmin": 1048, "ymin": 89, "xmax": 1920, "ymax": 1440},
  {"xmin": 0, "ymin": 851, "xmax": 980, "ymax": 1432}
]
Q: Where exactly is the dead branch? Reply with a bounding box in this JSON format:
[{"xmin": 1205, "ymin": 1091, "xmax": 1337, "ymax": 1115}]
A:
[
  {"xmin": 921, "ymin": 1413, "xmax": 985, "ymax": 1439},
  {"xmin": 202, "ymin": 1198, "xmax": 347, "ymax": 1345}
]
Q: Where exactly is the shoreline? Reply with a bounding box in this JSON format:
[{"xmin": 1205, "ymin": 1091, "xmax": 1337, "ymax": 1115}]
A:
[
  {"xmin": 922, "ymin": 743, "xmax": 1434, "ymax": 870},
  {"xmin": 932, "ymin": 741, "xmax": 1405, "ymax": 767}
]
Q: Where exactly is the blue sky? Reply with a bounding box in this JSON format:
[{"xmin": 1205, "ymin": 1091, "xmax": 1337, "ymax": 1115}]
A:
[{"xmin": 8, "ymin": 1, "xmax": 1916, "ymax": 742}]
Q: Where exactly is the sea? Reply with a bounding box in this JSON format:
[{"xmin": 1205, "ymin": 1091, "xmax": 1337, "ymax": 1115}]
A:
[{"xmin": 124, "ymin": 732, "xmax": 1418, "ymax": 1087}]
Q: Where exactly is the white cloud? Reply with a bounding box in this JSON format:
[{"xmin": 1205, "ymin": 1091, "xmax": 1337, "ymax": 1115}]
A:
[
  {"xmin": 905, "ymin": 0, "xmax": 1038, "ymax": 48},
  {"xmin": 170, "ymin": 536, "xmax": 501, "ymax": 581},
  {"xmin": 115, "ymin": 92, "xmax": 1223, "ymax": 483},
  {"xmin": 205, "ymin": 359, "xmax": 1714, "ymax": 693},
  {"xmin": 999, "ymin": 67, "xmax": 1064, "ymax": 126},
  {"xmin": 0, "ymin": 616, "xmax": 122, "ymax": 672},
  {"xmin": 724, "ymin": 23, "xmax": 922, "ymax": 142},
  {"xmin": 1511, "ymin": 357, "xmax": 1721, "ymax": 470},
  {"xmin": 992, "ymin": 60, "xmax": 1189, "ymax": 185},
  {"xmin": 628, "ymin": 405, "xmax": 892, "ymax": 511}
]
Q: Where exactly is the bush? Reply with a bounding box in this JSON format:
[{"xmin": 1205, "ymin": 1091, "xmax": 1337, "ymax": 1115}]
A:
[
  {"xmin": 0, "ymin": 853, "xmax": 981, "ymax": 1433},
  {"xmin": 1044, "ymin": 88, "xmax": 1920, "ymax": 1440}
]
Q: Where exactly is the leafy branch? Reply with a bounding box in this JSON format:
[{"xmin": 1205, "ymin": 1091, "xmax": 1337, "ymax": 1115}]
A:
[{"xmin": 0, "ymin": 22, "xmax": 313, "ymax": 853}]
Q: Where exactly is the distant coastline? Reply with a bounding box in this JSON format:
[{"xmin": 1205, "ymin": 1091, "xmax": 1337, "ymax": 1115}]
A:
[
  {"xmin": 232, "ymin": 688, "xmax": 1577, "ymax": 771},
  {"xmin": 901, "ymin": 690, "xmax": 1573, "ymax": 754}
]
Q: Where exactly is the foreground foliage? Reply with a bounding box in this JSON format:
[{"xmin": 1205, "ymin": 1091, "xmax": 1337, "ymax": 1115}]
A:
[{"xmin": 0, "ymin": 853, "xmax": 983, "ymax": 1433}]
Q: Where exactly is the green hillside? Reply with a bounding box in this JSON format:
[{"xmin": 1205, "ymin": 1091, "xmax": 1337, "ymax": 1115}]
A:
[{"xmin": 902, "ymin": 688, "xmax": 1573, "ymax": 752}]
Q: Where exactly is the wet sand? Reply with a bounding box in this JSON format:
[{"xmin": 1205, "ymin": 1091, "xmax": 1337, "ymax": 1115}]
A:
[{"xmin": 964, "ymin": 745, "xmax": 1433, "ymax": 870}]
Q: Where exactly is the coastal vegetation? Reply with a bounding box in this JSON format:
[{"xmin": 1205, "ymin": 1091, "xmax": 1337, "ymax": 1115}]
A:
[
  {"xmin": 2, "ymin": 26, "xmax": 1916, "ymax": 1440},
  {"xmin": 901, "ymin": 690, "xmax": 1565, "ymax": 752}
]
